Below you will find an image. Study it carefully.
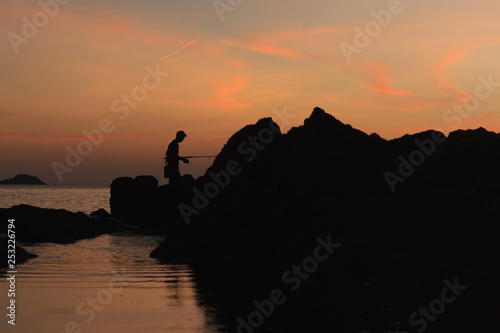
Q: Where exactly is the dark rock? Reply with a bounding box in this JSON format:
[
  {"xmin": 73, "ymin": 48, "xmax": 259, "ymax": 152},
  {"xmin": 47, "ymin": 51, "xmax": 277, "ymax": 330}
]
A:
[
  {"xmin": 0, "ymin": 237, "xmax": 37, "ymax": 267},
  {"xmin": 110, "ymin": 177, "xmax": 135, "ymax": 217},
  {"xmin": 0, "ymin": 205, "xmax": 119, "ymax": 244},
  {"xmin": 134, "ymin": 175, "xmax": 158, "ymax": 190},
  {"xmin": 89, "ymin": 208, "xmax": 111, "ymax": 218},
  {"xmin": 110, "ymin": 176, "xmax": 158, "ymax": 221},
  {"xmin": 206, "ymin": 116, "xmax": 281, "ymax": 175},
  {"xmin": 147, "ymin": 107, "xmax": 500, "ymax": 332},
  {"xmin": 110, "ymin": 174, "xmax": 194, "ymax": 230}
]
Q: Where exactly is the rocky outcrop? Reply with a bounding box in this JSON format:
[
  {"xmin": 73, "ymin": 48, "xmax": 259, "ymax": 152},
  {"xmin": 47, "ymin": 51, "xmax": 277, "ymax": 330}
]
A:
[
  {"xmin": 146, "ymin": 108, "xmax": 500, "ymax": 268},
  {"xmin": 0, "ymin": 205, "xmax": 121, "ymax": 244},
  {"xmin": 110, "ymin": 174, "xmax": 195, "ymax": 230},
  {"xmin": 145, "ymin": 107, "xmax": 500, "ymax": 332},
  {"xmin": 90, "ymin": 208, "xmax": 111, "ymax": 218},
  {"xmin": 110, "ymin": 176, "xmax": 158, "ymax": 218}
]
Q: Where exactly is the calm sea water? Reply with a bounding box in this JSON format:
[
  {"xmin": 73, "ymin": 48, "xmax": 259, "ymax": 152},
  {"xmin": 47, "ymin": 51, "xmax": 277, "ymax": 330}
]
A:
[
  {"xmin": 0, "ymin": 185, "xmax": 110, "ymax": 214},
  {"xmin": 0, "ymin": 186, "xmax": 223, "ymax": 333},
  {"xmin": 0, "ymin": 234, "xmax": 221, "ymax": 333}
]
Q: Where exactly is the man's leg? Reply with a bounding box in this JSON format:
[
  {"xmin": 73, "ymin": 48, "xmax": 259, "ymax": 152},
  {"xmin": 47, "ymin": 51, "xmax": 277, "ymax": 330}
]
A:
[{"xmin": 169, "ymin": 170, "xmax": 181, "ymax": 185}]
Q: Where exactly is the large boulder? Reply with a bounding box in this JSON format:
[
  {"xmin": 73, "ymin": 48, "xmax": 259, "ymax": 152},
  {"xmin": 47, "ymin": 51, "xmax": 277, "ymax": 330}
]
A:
[
  {"xmin": 110, "ymin": 175, "xmax": 159, "ymax": 227},
  {"xmin": 149, "ymin": 107, "xmax": 500, "ymax": 332}
]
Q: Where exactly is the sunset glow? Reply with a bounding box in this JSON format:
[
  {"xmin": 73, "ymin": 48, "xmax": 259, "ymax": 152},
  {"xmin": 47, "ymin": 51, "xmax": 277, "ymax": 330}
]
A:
[{"xmin": 1, "ymin": 0, "xmax": 500, "ymax": 185}]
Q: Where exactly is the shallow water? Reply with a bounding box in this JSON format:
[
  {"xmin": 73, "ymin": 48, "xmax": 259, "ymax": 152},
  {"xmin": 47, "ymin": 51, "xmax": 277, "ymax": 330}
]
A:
[{"xmin": 0, "ymin": 233, "xmax": 222, "ymax": 333}]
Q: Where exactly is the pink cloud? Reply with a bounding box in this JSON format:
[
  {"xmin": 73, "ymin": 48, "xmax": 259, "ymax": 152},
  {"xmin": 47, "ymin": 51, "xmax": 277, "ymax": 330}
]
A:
[
  {"xmin": 218, "ymin": 76, "xmax": 246, "ymax": 101},
  {"xmin": 220, "ymin": 25, "xmax": 352, "ymax": 60},
  {"xmin": 430, "ymin": 48, "xmax": 472, "ymax": 102},
  {"xmin": 221, "ymin": 38, "xmax": 304, "ymax": 59},
  {"xmin": 354, "ymin": 62, "xmax": 414, "ymax": 96},
  {"xmin": 367, "ymin": 66, "xmax": 414, "ymax": 96},
  {"xmin": 429, "ymin": 40, "xmax": 500, "ymax": 102},
  {"xmin": 88, "ymin": 20, "xmax": 178, "ymax": 45},
  {"xmin": 31, "ymin": 9, "xmax": 183, "ymax": 47},
  {"xmin": 0, "ymin": 134, "xmax": 139, "ymax": 141},
  {"xmin": 160, "ymin": 37, "xmax": 201, "ymax": 61},
  {"xmin": 192, "ymin": 75, "xmax": 252, "ymax": 110},
  {"xmin": 256, "ymin": 26, "xmax": 352, "ymax": 43}
]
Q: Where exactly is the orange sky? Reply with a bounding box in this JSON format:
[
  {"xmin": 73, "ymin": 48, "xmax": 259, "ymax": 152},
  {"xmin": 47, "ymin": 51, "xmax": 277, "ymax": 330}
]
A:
[{"xmin": 1, "ymin": 0, "xmax": 500, "ymax": 185}]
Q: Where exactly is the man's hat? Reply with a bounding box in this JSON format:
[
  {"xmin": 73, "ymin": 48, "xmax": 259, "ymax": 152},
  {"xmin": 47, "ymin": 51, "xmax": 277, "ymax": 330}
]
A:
[{"xmin": 176, "ymin": 130, "xmax": 187, "ymax": 138}]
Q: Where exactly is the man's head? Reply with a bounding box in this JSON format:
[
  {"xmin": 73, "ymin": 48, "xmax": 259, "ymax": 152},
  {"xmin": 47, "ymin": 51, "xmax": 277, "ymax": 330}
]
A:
[{"xmin": 176, "ymin": 130, "xmax": 187, "ymax": 142}]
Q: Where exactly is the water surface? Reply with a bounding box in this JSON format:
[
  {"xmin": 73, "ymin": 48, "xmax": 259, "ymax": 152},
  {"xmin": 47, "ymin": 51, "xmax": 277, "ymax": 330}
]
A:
[
  {"xmin": 0, "ymin": 185, "xmax": 110, "ymax": 213},
  {"xmin": 0, "ymin": 233, "xmax": 221, "ymax": 333}
]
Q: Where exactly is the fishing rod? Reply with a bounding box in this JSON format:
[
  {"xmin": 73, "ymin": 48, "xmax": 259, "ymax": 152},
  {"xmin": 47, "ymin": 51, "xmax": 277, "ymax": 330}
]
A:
[{"xmin": 163, "ymin": 156, "xmax": 216, "ymax": 159}]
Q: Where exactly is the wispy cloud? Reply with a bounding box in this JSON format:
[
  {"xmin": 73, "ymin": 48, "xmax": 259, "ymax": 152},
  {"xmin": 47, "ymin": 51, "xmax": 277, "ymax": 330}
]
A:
[
  {"xmin": 430, "ymin": 48, "xmax": 472, "ymax": 102},
  {"xmin": 220, "ymin": 25, "xmax": 352, "ymax": 60},
  {"xmin": 430, "ymin": 40, "xmax": 500, "ymax": 102},
  {"xmin": 220, "ymin": 38, "xmax": 304, "ymax": 59},
  {"xmin": 0, "ymin": 134, "xmax": 140, "ymax": 141},
  {"xmin": 263, "ymin": 26, "xmax": 352, "ymax": 42},
  {"xmin": 362, "ymin": 63, "xmax": 414, "ymax": 96},
  {"xmin": 193, "ymin": 75, "xmax": 252, "ymax": 110},
  {"xmin": 160, "ymin": 37, "xmax": 201, "ymax": 61}
]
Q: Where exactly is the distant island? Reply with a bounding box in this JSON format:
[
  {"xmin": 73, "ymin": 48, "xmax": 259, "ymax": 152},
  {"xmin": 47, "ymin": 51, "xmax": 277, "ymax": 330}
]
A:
[{"xmin": 0, "ymin": 174, "xmax": 47, "ymax": 185}]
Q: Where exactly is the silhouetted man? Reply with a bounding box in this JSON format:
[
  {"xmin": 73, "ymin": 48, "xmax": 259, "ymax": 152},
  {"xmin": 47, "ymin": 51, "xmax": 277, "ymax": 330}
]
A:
[{"xmin": 164, "ymin": 131, "xmax": 189, "ymax": 184}]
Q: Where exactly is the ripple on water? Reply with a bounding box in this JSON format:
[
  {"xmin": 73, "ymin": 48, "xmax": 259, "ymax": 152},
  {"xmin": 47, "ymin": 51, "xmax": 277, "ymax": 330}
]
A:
[
  {"xmin": 0, "ymin": 185, "xmax": 110, "ymax": 213},
  {"xmin": 0, "ymin": 233, "xmax": 221, "ymax": 333}
]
